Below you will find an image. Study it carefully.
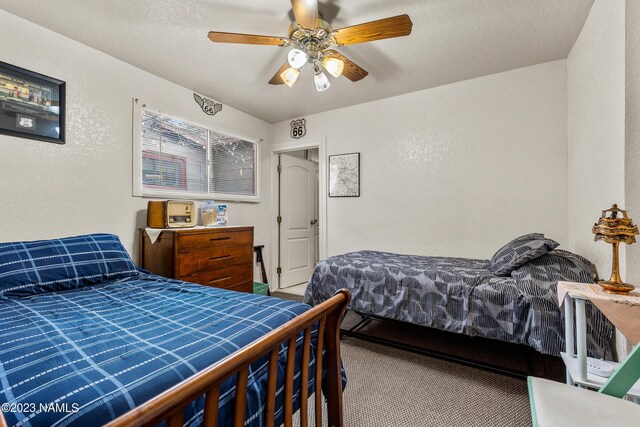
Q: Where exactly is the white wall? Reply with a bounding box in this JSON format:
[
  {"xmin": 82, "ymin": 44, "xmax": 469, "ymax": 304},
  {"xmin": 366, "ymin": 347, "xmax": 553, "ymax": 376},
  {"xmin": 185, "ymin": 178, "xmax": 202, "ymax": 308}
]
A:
[
  {"xmin": 567, "ymin": 0, "xmax": 626, "ymax": 279},
  {"xmin": 0, "ymin": 10, "xmax": 272, "ymax": 272},
  {"xmin": 272, "ymin": 61, "xmax": 569, "ymax": 260},
  {"xmin": 626, "ymin": 0, "xmax": 640, "ymax": 284}
]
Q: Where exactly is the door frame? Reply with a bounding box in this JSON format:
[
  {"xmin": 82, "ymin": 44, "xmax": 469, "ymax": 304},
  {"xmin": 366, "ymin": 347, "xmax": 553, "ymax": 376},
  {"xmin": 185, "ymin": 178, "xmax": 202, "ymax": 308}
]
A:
[{"xmin": 269, "ymin": 137, "xmax": 327, "ymax": 291}]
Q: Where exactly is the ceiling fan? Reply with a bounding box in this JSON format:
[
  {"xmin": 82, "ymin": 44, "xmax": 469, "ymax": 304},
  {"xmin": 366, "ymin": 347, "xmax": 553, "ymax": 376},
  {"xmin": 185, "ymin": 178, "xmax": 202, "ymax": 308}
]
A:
[{"xmin": 207, "ymin": 0, "xmax": 413, "ymax": 92}]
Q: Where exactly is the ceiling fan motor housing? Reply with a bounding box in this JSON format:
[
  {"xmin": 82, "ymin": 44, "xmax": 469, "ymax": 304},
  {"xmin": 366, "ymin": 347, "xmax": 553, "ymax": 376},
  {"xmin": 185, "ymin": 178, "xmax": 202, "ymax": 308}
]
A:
[{"xmin": 288, "ymin": 18, "xmax": 334, "ymax": 63}]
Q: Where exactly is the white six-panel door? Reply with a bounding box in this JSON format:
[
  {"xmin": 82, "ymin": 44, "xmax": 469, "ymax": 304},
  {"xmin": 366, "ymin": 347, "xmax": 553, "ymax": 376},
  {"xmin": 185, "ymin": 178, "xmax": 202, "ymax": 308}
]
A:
[{"xmin": 279, "ymin": 154, "xmax": 318, "ymax": 288}]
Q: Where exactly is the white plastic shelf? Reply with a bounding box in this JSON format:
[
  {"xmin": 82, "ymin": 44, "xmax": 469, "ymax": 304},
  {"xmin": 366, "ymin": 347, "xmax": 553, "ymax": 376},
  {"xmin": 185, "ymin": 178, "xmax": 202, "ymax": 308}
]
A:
[{"xmin": 561, "ymin": 352, "xmax": 640, "ymax": 398}]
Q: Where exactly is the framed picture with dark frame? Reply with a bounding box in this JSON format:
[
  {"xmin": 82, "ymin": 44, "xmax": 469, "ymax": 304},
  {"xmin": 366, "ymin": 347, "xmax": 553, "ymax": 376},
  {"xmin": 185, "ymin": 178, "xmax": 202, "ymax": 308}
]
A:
[
  {"xmin": 0, "ymin": 62, "xmax": 65, "ymax": 144},
  {"xmin": 329, "ymin": 152, "xmax": 360, "ymax": 197}
]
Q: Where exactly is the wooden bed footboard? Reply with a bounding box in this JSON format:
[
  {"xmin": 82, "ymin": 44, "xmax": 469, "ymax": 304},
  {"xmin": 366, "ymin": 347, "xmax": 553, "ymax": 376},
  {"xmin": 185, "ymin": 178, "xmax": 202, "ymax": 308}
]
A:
[{"xmin": 101, "ymin": 289, "xmax": 351, "ymax": 427}]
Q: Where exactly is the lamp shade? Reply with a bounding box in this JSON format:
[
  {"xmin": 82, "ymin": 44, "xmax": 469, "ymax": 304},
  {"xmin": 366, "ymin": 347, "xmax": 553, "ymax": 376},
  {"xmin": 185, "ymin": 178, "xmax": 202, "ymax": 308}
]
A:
[
  {"xmin": 323, "ymin": 57, "xmax": 344, "ymax": 78},
  {"xmin": 592, "ymin": 204, "xmax": 639, "ymax": 244},
  {"xmin": 280, "ymin": 67, "xmax": 300, "ymax": 87},
  {"xmin": 314, "ymin": 70, "xmax": 330, "ymax": 91},
  {"xmin": 287, "ymin": 49, "xmax": 308, "ymax": 69}
]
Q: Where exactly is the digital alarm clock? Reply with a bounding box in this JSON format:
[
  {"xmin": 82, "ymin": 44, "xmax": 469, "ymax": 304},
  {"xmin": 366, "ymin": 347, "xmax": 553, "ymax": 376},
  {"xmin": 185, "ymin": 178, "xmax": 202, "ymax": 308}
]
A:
[{"xmin": 147, "ymin": 200, "xmax": 196, "ymax": 229}]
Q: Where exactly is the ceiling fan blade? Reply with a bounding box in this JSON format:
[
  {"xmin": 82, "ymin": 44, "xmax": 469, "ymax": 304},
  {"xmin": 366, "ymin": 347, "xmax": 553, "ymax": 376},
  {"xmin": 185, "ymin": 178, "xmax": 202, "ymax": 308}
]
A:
[
  {"xmin": 332, "ymin": 14, "xmax": 413, "ymax": 46},
  {"xmin": 291, "ymin": 0, "xmax": 319, "ymax": 29},
  {"xmin": 324, "ymin": 50, "xmax": 368, "ymax": 82},
  {"xmin": 208, "ymin": 31, "xmax": 289, "ymax": 47},
  {"xmin": 269, "ymin": 61, "xmax": 291, "ymax": 85}
]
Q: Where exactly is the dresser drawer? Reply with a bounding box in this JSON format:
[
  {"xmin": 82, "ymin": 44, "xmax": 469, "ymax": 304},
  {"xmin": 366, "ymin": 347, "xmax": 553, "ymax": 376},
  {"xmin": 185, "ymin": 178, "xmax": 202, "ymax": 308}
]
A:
[
  {"xmin": 180, "ymin": 264, "xmax": 253, "ymax": 289},
  {"xmin": 224, "ymin": 281, "xmax": 253, "ymax": 293},
  {"xmin": 177, "ymin": 230, "xmax": 252, "ymax": 253},
  {"xmin": 177, "ymin": 244, "xmax": 253, "ymax": 276}
]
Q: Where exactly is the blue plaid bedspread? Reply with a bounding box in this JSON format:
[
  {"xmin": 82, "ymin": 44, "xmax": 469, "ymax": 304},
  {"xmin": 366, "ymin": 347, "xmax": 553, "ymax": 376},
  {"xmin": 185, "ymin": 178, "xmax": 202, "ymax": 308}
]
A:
[{"xmin": 0, "ymin": 274, "xmax": 328, "ymax": 427}]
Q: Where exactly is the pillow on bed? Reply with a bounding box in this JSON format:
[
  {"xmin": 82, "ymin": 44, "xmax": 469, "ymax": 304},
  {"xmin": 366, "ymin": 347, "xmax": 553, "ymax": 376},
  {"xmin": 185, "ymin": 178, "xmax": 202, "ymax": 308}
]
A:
[
  {"xmin": 489, "ymin": 233, "xmax": 559, "ymax": 276},
  {"xmin": 0, "ymin": 233, "xmax": 139, "ymax": 298},
  {"xmin": 510, "ymin": 249, "xmax": 597, "ymax": 284}
]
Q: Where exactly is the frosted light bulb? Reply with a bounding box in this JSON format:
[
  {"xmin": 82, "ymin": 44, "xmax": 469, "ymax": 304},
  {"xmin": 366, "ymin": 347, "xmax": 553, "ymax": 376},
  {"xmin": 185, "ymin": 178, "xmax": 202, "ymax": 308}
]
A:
[
  {"xmin": 314, "ymin": 70, "xmax": 331, "ymax": 92},
  {"xmin": 287, "ymin": 49, "xmax": 308, "ymax": 69},
  {"xmin": 280, "ymin": 67, "xmax": 300, "ymax": 87},
  {"xmin": 323, "ymin": 57, "xmax": 344, "ymax": 78}
]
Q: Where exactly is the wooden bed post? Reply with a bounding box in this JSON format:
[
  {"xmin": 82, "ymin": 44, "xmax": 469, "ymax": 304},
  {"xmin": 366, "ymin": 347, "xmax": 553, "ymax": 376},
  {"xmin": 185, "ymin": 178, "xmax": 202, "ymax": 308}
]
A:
[{"xmin": 324, "ymin": 289, "xmax": 350, "ymax": 427}]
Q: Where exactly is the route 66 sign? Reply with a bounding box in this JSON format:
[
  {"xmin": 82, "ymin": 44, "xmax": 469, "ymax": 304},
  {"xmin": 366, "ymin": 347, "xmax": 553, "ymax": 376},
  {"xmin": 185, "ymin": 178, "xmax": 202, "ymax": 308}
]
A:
[
  {"xmin": 193, "ymin": 93, "xmax": 223, "ymax": 116},
  {"xmin": 16, "ymin": 114, "xmax": 35, "ymax": 129},
  {"xmin": 290, "ymin": 118, "xmax": 306, "ymax": 139}
]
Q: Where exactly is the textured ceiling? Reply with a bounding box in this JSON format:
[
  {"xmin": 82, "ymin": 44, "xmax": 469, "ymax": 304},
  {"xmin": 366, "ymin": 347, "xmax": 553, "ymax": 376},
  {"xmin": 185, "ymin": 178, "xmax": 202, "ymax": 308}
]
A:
[{"xmin": 0, "ymin": 0, "xmax": 594, "ymax": 123}]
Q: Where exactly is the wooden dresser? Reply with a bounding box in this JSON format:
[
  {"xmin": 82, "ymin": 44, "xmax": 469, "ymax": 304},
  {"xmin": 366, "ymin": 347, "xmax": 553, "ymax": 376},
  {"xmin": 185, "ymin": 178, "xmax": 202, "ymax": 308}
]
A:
[{"xmin": 139, "ymin": 226, "xmax": 254, "ymax": 293}]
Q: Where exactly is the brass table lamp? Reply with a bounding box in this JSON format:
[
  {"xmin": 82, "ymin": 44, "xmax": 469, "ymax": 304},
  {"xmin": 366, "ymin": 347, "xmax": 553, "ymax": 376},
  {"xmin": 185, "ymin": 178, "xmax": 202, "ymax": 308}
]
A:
[{"xmin": 592, "ymin": 204, "xmax": 639, "ymax": 294}]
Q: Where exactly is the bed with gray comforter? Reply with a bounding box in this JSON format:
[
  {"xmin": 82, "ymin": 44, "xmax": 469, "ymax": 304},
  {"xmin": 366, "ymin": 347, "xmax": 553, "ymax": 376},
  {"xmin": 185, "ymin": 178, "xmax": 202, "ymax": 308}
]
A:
[{"xmin": 304, "ymin": 249, "xmax": 613, "ymax": 358}]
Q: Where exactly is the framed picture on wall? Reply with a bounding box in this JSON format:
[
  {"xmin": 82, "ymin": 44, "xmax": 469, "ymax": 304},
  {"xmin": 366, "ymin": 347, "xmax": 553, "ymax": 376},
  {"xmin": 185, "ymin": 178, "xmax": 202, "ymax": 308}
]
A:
[
  {"xmin": 0, "ymin": 62, "xmax": 65, "ymax": 144},
  {"xmin": 329, "ymin": 152, "xmax": 360, "ymax": 197}
]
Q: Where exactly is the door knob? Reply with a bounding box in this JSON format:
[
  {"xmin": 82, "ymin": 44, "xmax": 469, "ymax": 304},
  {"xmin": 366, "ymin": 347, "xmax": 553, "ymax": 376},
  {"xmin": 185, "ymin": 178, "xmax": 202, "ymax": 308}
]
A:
[{"xmin": 310, "ymin": 219, "xmax": 318, "ymax": 225}]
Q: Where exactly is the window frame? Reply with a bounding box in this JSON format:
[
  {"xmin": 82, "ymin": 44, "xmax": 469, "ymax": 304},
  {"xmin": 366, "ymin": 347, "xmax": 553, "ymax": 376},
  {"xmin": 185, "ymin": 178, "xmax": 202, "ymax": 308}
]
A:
[{"xmin": 132, "ymin": 100, "xmax": 261, "ymax": 203}]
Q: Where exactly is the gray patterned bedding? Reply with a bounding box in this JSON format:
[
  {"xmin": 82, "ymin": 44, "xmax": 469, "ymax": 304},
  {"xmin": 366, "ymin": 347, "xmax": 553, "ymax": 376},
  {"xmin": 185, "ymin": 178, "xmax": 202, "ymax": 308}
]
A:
[{"xmin": 304, "ymin": 249, "xmax": 614, "ymax": 358}]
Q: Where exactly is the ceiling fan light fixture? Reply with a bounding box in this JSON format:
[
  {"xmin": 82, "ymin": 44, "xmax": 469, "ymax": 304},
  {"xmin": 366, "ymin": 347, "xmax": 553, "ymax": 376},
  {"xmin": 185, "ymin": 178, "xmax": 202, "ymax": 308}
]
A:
[
  {"xmin": 280, "ymin": 67, "xmax": 300, "ymax": 87},
  {"xmin": 314, "ymin": 69, "xmax": 331, "ymax": 92},
  {"xmin": 323, "ymin": 57, "xmax": 344, "ymax": 78},
  {"xmin": 287, "ymin": 48, "xmax": 308, "ymax": 69}
]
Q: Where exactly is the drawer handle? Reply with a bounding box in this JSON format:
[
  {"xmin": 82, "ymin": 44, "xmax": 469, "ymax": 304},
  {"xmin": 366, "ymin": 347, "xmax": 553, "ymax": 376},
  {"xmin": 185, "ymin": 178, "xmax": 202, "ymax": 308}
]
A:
[
  {"xmin": 209, "ymin": 276, "xmax": 231, "ymax": 284},
  {"xmin": 209, "ymin": 255, "xmax": 231, "ymax": 262},
  {"xmin": 209, "ymin": 237, "xmax": 231, "ymax": 241}
]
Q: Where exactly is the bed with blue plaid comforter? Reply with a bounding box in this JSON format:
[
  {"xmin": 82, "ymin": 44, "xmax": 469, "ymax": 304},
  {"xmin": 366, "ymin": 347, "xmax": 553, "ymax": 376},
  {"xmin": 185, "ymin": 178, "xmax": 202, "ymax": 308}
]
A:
[{"xmin": 0, "ymin": 234, "xmax": 333, "ymax": 427}]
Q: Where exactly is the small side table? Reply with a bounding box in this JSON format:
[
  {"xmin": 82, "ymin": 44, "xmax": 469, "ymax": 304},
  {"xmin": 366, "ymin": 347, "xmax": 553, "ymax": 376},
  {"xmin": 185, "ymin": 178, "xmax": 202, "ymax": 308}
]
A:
[{"xmin": 558, "ymin": 281, "xmax": 640, "ymax": 400}]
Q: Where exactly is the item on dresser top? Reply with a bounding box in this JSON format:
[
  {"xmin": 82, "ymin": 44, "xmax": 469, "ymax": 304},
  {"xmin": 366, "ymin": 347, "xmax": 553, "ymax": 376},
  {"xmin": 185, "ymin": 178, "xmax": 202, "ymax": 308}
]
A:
[
  {"xmin": 216, "ymin": 203, "xmax": 228, "ymax": 225},
  {"xmin": 147, "ymin": 200, "xmax": 196, "ymax": 228},
  {"xmin": 201, "ymin": 199, "xmax": 217, "ymax": 226},
  {"xmin": 139, "ymin": 226, "xmax": 254, "ymax": 293}
]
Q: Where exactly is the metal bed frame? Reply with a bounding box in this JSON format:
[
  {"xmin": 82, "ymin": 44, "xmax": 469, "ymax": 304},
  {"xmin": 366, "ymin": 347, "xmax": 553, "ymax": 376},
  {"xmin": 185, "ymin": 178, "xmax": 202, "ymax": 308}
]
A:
[{"xmin": 340, "ymin": 309, "xmax": 547, "ymax": 379}]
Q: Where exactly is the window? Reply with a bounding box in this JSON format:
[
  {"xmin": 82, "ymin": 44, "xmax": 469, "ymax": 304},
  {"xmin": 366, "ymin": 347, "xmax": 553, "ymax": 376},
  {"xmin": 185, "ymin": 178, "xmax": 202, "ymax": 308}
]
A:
[
  {"xmin": 134, "ymin": 105, "xmax": 259, "ymax": 201},
  {"xmin": 142, "ymin": 151, "xmax": 187, "ymax": 191}
]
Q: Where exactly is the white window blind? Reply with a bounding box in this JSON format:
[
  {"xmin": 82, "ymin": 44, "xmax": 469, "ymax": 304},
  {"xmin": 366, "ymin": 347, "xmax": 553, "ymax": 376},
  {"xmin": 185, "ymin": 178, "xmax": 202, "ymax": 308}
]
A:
[
  {"xmin": 138, "ymin": 107, "xmax": 258, "ymax": 201},
  {"xmin": 210, "ymin": 135, "xmax": 256, "ymax": 196}
]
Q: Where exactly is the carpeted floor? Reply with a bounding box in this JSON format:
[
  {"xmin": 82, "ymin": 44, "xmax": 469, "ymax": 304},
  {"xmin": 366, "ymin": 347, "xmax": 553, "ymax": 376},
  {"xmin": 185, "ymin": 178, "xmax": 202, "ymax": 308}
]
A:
[
  {"xmin": 275, "ymin": 290, "xmax": 534, "ymax": 426},
  {"xmin": 294, "ymin": 337, "xmax": 532, "ymax": 427}
]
